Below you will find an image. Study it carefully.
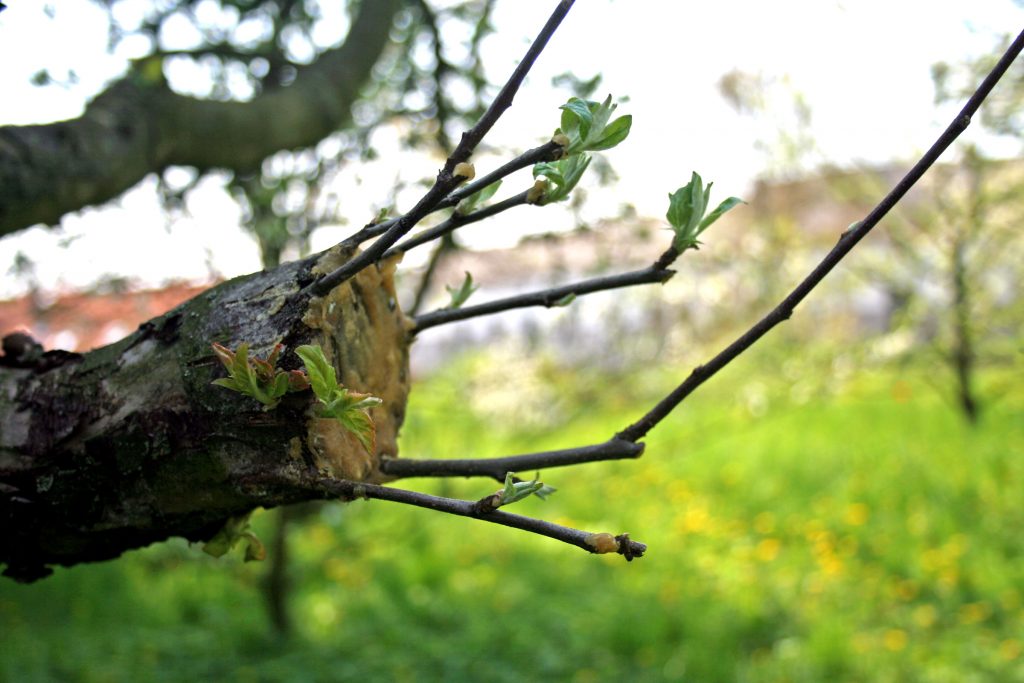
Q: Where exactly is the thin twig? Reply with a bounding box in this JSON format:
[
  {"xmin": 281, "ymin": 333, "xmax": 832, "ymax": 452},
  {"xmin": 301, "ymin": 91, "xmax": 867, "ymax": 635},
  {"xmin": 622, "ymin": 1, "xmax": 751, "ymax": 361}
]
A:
[
  {"xmin": 339, "ymin": 142, "xmax": 562, "ymax": 252},
  {"xmin": 380, "ymin": 439, "xmax": 645, "ymax": 481},
  {"xmin": 311, "ymin": 475, "xmax": 646, "ymax": 561},
  {"xmin": 388, "ymin": 191, "xmax": 530, "ymax": 257},
  {"xmin": 439, "ymin": 141, "xmax": 563, "ymax": 210},
  {"xmin": 412, "ymin": 265, "xmax": 675, "ymax": 334},
  {"xmin": 307, "ymin": 1, "xmax": 576, "ymax": 296},
  {"xmin": 617, "ymin": 28, "xmax": 1024, "ymax": 443},
  {"xmin": 408, "ymin": 234, "xmax": 455, "ymax": 316}
]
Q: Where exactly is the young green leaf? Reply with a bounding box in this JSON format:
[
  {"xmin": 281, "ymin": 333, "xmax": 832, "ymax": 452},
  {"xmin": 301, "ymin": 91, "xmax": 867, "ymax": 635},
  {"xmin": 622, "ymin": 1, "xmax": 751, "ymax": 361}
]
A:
[
  {"xmin": 295, "ymin": 344, "xmax": 338, "ymax": 403},
  {"xmin": 698, "ymin": 196, "xmax": 745, "ymax": 233},
  {"xmin": 552, "ymin": 293, "xmax": 576, "ymax": 307},
  {"xmin": 531, "ymin": 154, "xmax": 592, "ymax": 204},
  {"xmin": 210, "ymin": 342, "xmax": 305, "ymax": 409},
  {"xmin": 556, "ymin": 94, "xmax": 632, "ymax": 154},
  {"xmin": 295, "ymin": 344, "xmax": 383, "ymax": 456},
  {"xmin": 666, "ymin": 172, "xmax": 744, "ymax": 251},
  {"xmin": 494, "ymin": 472, "xmax": 557, "ymax": 507},
  {"xmin": 202, "ymin": 512, "xmax": 265, "ymax": 562},
  {"xmin": 445, "ymin": 271, "xmax": 479, "ymax": 309},
  {"xmin": 455, "ymin": 179, "xmax": 502, "ymax": 216}
]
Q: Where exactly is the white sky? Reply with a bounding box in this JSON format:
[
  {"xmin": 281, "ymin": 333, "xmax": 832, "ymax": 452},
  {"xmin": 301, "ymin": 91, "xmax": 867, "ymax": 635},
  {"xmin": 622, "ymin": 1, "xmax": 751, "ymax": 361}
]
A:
[{"xmin": 0, "ymin": 0, "xmax": 1020, "ymax": 297}]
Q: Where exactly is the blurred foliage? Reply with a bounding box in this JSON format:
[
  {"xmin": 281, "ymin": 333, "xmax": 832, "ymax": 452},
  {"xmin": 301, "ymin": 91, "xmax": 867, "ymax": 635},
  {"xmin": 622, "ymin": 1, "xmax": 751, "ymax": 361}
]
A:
[{"xmin": 2, "ymin": 338, "xmax": 1022, "ymax": 682}]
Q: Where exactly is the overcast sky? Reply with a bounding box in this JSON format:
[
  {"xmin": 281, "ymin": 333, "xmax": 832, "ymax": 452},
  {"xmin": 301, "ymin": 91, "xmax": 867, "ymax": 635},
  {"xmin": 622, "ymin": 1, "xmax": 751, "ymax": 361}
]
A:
[{"xmin": 0, "ymin": 0, "xmax": 1020, "ymax": 297}]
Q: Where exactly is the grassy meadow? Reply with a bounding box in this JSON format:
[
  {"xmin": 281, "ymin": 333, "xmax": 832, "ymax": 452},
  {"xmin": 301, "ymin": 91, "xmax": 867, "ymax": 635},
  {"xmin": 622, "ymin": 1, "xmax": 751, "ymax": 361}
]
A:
[{"xmin": 1, "ymin": 340, "xmax": 1022, "ymax": 682}]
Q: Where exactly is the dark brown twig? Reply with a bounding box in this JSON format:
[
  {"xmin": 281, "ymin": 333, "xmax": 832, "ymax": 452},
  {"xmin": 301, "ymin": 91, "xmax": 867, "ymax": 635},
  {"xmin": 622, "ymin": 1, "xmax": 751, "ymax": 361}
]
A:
[
  {"xmin": 412, "ymin": 265, "xmax": 675, "ymax": 334},
  {"xmin": 311, "ymin": 475, "xmax": 645, "ymax": 560},
  {"xmin": 388, "ymin": 191, "xmax": 530, "ymax": 258},
  {"xmin": 617, "ymin": 27, "xmax": 1024, "ymax": 442},
  {"xmin": 380, "ymin": 439, "xmax": 645, "ymax": 481}
]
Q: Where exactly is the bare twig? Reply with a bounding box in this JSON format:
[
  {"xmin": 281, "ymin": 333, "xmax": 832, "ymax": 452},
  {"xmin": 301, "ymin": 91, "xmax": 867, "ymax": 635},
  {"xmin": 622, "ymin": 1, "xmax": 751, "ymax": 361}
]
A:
[
  {"xmin": 335, "ymin": 141, "xmax": 562, "ymax": 254},
  {"xmin": 408, "ymin": 234, "xmax": 456, "ymax": 316},
  {"xmin": 389, "ymin": 191, "xmax": 530, "ymax": 257},
  {"xmin": 412, "ymin": 265, "xmax": 675, "ymax": 334},
  {"xmin": 380, "ymin": 439, "xmax": 645, "ymax": 481},
  {"xmin": 311, "ymin": 475, "xmax": 646, "ymax": 561},
  {"xmin": 616, "ymin": 28, "xmax": 1024, "ymax": 443},
  {"xmin": 308, "ymin": 1, "xmax": 575, "ymax": 296}
]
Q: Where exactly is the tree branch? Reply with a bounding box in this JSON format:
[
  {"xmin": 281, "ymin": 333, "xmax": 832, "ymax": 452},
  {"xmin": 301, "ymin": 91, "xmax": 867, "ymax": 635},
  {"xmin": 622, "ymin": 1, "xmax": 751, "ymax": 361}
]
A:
[
  {"xmin": 412, "ymin": 265, "xmax": 675, "ymax": 334},
  {"xmin": 310, "ymin": 475, "xmax": 646, "ymax": 561},
  {"xmin": 616, "ymin": 27, "xmax": 1024, "ymax": 443},
  {"xmin": 308, "ymin": 1, "xmax": 576, "ymax": 295},
  {"xmin": 0, "ymin": 0, "xmax": 401, "ymax": 236},
  {"xmin": 389, "ymin": 191, "xmax": 530, "ymax": 257},
  {"xmin": 379, "ymin": 439, "xmax": 644, "ymax": 481}
]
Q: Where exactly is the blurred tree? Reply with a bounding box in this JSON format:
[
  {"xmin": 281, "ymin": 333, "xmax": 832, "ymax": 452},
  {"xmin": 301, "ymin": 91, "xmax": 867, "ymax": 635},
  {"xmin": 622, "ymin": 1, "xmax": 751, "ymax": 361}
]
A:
[{"xmin": 720, "ymin": 44, "xmax": 1024, "ymax": 424}]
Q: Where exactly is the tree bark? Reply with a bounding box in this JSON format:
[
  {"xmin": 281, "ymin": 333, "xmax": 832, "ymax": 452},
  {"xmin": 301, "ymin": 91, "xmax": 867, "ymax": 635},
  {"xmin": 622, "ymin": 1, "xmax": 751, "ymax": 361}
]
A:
[
  {"xmin": 0, "ymin": 0, "xmax": 401, "ymax": 237},
  {"xmin": 0, "ymin": 247, "xmax": 411, "ymax": 581}
]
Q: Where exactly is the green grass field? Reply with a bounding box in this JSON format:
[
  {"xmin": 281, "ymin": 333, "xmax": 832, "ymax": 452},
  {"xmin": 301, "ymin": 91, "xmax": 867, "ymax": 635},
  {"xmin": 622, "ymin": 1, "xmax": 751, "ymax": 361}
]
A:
[{"xmin": 1, "ymin": 347, "xmax": 1021, "ymax": 682}]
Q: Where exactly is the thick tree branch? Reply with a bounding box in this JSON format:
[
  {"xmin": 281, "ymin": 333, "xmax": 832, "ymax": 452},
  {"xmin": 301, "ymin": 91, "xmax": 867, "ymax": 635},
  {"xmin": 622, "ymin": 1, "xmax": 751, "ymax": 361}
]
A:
[
  {"xmin": 309, "ymin": 1, "xmax": 576, "ymax": 295},
  {"xmin": 310, "ymin": 475, "xmax": 646, "ymax": 561},
  {"xmin": 412, "ymin": 265, "xmax": 675, "ymax": 333},
  {"xmin": 0, "ymin": 0, "xmax": 400, "ymax": 236},
  {"xmin": 616, "ymin": 28, "xmax": 1024, "ymax": 442},
  {"xmin": 380, "ymin": 439, "xmax": 644, "ymax": 481}
]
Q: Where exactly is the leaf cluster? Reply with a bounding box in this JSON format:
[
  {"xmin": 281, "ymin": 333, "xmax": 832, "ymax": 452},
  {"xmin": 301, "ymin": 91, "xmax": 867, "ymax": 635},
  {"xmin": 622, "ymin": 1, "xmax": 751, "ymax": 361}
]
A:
[
  {"xmin": 201, "ymin": 512, "xmax": 265, "ymax": 562},
  {"xmin": 495, "ymin": 472, "xmax": 557, "ymax": 507},
  {"xmin": 295, "ymin": 345, "xmax": 383, "ymax": 455},
  {"xmin": 211, "ymin": 342, "xmax": 309, "ymax": 409},
  {"xmin": 666, "ymin": 172, "xmax": 745, "ymax": 251},
  {"xmin": 557, "ymin": 95, "xmax": 632, "ymax": 155},
  {"xmin": 529, "ymin": 94, "xmax": 631, "ymax": 206}
]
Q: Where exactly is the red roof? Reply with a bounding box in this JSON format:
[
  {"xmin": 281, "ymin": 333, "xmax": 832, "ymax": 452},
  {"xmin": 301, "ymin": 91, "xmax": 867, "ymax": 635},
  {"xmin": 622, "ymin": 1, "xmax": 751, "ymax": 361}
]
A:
[{"xmin": 0, "ymin": 282, "xmax": 213, "ymax": 352}]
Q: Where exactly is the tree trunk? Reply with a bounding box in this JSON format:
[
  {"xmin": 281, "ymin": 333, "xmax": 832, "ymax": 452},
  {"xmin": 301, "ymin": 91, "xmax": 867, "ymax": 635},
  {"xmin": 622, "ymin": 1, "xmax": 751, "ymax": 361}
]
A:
[{"xmin": 0, "ymin": 247, "xmax": 410, "ymax": 581}]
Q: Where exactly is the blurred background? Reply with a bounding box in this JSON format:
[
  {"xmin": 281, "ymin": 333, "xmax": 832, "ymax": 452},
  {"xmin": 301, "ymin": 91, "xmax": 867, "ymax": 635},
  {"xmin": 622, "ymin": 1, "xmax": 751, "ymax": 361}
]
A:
[{"xmin": 1, "ymin": 1, "xmax": 1022, "ymax": 681}]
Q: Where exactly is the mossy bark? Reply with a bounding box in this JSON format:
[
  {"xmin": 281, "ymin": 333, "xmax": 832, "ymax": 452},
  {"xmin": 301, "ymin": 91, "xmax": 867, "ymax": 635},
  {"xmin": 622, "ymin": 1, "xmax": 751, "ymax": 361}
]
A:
[{"xmin": 0, "ymin": 248, "xmax": 410, "ymax": 582}]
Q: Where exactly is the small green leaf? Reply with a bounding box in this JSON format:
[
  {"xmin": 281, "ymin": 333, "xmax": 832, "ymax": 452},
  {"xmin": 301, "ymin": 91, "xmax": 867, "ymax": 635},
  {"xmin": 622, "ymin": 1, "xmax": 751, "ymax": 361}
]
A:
[
  {"xmin": 455, "ymin": 179, "xmax": 502, "ymax": 216},
  {"xmin": 202, "ymin": 512, "xmax": 256, "ymax": 559},
  {"xmin": 588, "ymin": 114, "xmax": 632, "ymax": 151},
  {"xmin": 560, "ymin": 97, "xmax": 594, "ymax": 141},
  {"xmin": 334, "ymin": 408, "xmax": 377, "ymax": 455},
  {"xmin": 553, "ymin": 293, "xmax": 576, "ymax": 307},
  {"xmin": 445, "ymin": 272, "xmax": 479, "ymax": 309},
  {"xmin": 666, "ymin": 172, "xmax": 743, "ymax": 252},
  {"xmin": 532, "ymin": 154, "xmax": 591, "ymax": 204},
  {"xmin": 494, "ymin": 473, "xmax": 555, "ymax": 507},
  {"xmin": 295, "ymin": 345, "xmax": 338, "ymax": 403},
  {"xmin": 698, "ymin": 196, "xmax": 745, "ymax": 232}
]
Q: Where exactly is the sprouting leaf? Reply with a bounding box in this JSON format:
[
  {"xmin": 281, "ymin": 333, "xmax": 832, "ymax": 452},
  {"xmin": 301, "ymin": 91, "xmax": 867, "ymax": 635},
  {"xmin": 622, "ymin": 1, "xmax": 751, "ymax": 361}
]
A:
[
  {"xmin": 531, "ymin": 154, "xmax": 592, "ymax": 204},
  {"xmin": 295, "ymin": 344, "xmax": 383, "ymax": 455},
  {"xmin": 495, "ymin": 472, "xmax": 556, "ymax": 507},
  {"xmin": 445, "ymin": 272, "xmax": 479, "ymax": 309},
  {"xmin": 455, "ymin": 179, "xmax": 502, "ymax": 216},
  {"xmin": 588, "ymin": 114, "xmax": 632, "ymax": 152},
  {"xmin": 210, "ymin": 342, "xmax": 304, "ymax": 409},
  {"xmin": 202, "ymin": 512, "xmax": 265, "ymax": 562},
  {"xmin": 295, "ymin": 344, "xmax": 338, "ymax": 403},
  {"xmin": 552, "ymin": 293, "xmax": 576, "ymax": 307},
  {"xmin": 556, "ymin": 94, "xmax": 632, "ymax": 154},
  {"xmin": 666, "ymin": 172, "xmax": 744, "ymax": 251},
  {"xmin": 699, "ymin": 196, "xmax": 745, "ymax": 233}
]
